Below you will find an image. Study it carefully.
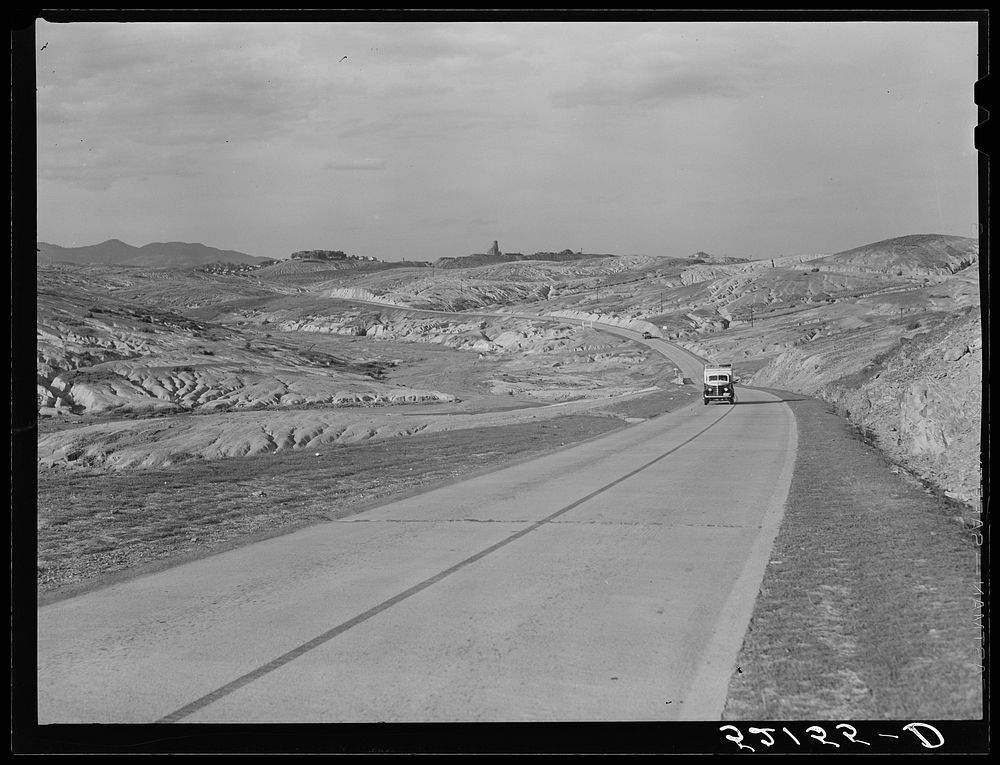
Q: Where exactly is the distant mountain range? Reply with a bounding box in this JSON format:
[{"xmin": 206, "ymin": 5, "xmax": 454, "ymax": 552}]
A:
[
  {"xmin": 36, "ymin": 232, "xmax": 978, "ymax": 273},
  {"xmin": 36, "ymin": 239, "xmax": 271, "ymax": 267}
]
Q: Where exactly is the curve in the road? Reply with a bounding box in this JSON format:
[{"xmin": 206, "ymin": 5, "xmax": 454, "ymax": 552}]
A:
[
  {"xmin": 39, "ymin": 296, "xmax": 799, "ymax": 724},
  {"xmin": 310, "ymin": 295, "xmax": 714, "ymax": 388}
]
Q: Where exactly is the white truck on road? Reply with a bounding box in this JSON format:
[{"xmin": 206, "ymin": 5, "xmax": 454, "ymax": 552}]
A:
[{"xmin": 703, "ymin": 363, "xmax": 736, "ymax": 405}]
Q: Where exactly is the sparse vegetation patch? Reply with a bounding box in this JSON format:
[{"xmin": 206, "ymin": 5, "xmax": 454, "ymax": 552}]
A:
[{"xmin": 723, "ymin": 396, "xmax": 982, "ymax": 720}]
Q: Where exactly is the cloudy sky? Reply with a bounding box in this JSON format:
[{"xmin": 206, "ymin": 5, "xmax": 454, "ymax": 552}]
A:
[{"xmin": 35, "ymin": 18, "xmax": 980, "ymax": 262}]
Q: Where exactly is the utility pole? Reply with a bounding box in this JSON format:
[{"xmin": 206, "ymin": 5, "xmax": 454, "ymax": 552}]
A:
[
  {"xmin": 660, "ymin": 291, "xmax": 663, "ymax": 313},
  {"xmin": 749, "ymin": 305, "xmax": 754, "ymax": 328}
]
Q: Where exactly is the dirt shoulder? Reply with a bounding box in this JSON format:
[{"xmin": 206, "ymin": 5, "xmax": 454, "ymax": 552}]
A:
[{"xmin": 723, "ymin": 391, "xmax": 984, "ymax": 720}]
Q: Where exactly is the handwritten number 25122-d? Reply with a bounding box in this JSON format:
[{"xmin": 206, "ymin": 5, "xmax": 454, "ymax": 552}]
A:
[{"xmin": 720, "ymin": 722, "xmax": 944, "ymax": 751}]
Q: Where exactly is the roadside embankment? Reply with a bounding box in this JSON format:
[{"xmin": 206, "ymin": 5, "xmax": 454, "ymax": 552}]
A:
[
  {"xmin": 723, "ymin": 393, "xmax": 983, "ymax": 720},
  {"xmin": 748, "ymin": 308, "xmax": 982, "ymax": 509}
]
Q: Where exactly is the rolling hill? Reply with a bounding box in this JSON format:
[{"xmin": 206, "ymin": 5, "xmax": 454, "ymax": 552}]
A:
[
  {"xmin": 36, "ymin": 239, "xmax": 271, "ymax": 268},
  {"xmin": 806, "ymin": 233, "xmax": 978, "ymax": 276}
]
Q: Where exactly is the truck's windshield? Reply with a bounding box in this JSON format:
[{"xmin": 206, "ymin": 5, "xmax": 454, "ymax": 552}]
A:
[{"xmin": 707, "ymin": 375, "xmax": 730, "ymax": 383}]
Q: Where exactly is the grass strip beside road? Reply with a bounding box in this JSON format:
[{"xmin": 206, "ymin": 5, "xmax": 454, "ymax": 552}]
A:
[
  {"xmin": 722, "ymin": 393, "xmax": 983, "ymax": 720},
  {"xmin": 36, "ymin": 386, "xmax": 700, "ymax": 601}
]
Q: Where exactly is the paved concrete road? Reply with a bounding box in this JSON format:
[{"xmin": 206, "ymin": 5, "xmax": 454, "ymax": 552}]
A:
[{"xmin": 37, "ymin": 333, "xmax": 797, "ymax": 723}]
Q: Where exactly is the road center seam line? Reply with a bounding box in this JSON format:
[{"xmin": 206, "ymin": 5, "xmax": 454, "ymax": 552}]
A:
[{"xmin": 156, "ymin": 406, "xmax": 733, "ymax": 723}]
